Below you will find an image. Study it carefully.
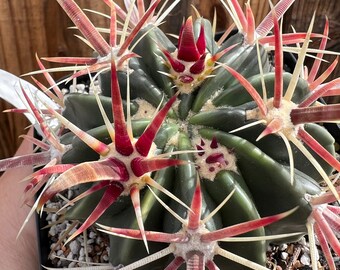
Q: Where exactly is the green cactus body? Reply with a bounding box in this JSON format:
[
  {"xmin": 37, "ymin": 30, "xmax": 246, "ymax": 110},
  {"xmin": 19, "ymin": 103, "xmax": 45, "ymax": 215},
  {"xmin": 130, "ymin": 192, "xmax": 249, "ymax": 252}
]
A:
[
  {"xmin": 57, "ymin": 14, "xmax": 337, "ymax": 269},
  {"xmin": 2, "ymin": 1, "xmax": 340, "ymax": 270}
]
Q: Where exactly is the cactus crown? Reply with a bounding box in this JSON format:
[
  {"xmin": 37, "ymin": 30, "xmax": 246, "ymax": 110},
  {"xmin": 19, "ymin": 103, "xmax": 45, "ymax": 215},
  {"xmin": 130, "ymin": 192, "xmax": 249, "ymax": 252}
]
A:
[{"xmin": 1, "ymin": 0, "xmax": 340, "ymax": 269}]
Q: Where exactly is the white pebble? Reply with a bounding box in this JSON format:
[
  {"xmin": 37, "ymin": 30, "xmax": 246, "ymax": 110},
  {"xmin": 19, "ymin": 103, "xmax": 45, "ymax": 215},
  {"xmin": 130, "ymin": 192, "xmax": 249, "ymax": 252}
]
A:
[
  {"xmin": 89, "ymin": 231, "xmax": 97, "ymax": 239},
  {"xmin": 300, "ymin": 253, "xmax": 311, "ymax": 265},
  {"xmin": 69, "ymin": 85, "xmax": 77, "ymax": 93},
  {"xmin": 87, "ymin": 239, "xmax": 95, "ymax": 245},
  {"xmin": 67, "ymin": 251, "xmax": 74, "ymax": 260},
  {"xmin": 51, "ymin": 214, "xmax": 58, "ymax": 222},
  {"xmin": 76, "ymin": 84, "xmax": 85, "ymax": 91},
  {"xmin": 279, "ymin": 244, "xmax": 288, "ymax": 251},
  {"xmin": 56, "ymin": 223, "xmax": 67, "ymax": 233},
  {"xmin": 68, "ymin": 262, "xmax": 77, "ymax": 268},
  {"xmin": 46, "ymin": 213, "xmax": 52, "ymax": 221},
  {"xmin": 69, "ymin": 240, "xmax": 81, "ymax": 254},
  {"xmin": 50, "ymin": 252, "xmax": 56, "ymax": 260},
  {"xmin": 67, "ymin": 189, "xmax": 74, "ymax": 199},
  {"xmin": 95, "ymin": 236, "xmax": 102, "ymax": 245},
  {"xmin": 49, "ymin": 225, "xmax": 57, "ymax": 237},
  {"xmin": 280, "ymin": 252, "xmax": 288, "ymax": 260},
  {"xmin": 79, "ymin": 247, "xmax": 85, "ymax": 257}
]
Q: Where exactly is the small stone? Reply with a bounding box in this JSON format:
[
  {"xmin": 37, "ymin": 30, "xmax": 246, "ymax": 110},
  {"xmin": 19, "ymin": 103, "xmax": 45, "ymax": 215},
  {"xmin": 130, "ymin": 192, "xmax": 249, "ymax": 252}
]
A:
[
  {"xmin": 102, "ymin": 254, "xmax": 109, "ymax": 262},
  {"xmin": 300, "ymin": 253, "xmax": 311, "ymax": 265},
  {"xmin": 56, "ymin": 223, "xmax": 67, "ymax": 233},
  {"xmin": 50, "ymin": 252, "xmax": 56, "ymax": 260},
  {"xmin": 51, "ymin": 214, "xmax": 58, "ymax": 222},
  {"xmin": 87, "ymin": 238, "xmax": 95, "ymax": 245},
  {"xmin": 279, "ymin": 244, "xmax": 288, "ymax": 251},
  {"xmin": 49, "ymin": 225, "xmax": 57, "ymax": 237},
  {"xmin": 46, "ymin": 213, "xmax": 52, "ymax": 221},
  {"xmin": 67, "ymin": 251, "xmax": 74, "ymax": 260},
  {"xmin": 68, "ymin": 261, "xmax": 77, "ymax": 268},
  {"xmin": 89, "ymin": 231, "xmax": 97, "ymax": 239},
  {"xmin": 76, "ymin": 84, "xmax": 85, "ymax": 91},
  {"xmin": 69, "ymin": 240, "xmax": 81, "ymax": 254},
  {"xmin": 280, "ymin": 252, "xmax": 288, "ymax": 260},
  {"xmin": 57, "ymin": 249, "xmax": 64, "ymax": 256},
  {"xmin": 79, "ymin": 247, "xmax": 85, "ymax": 257},
  {"xmin": 69, "ymin": 85, "xmax": 77, "ymax": 93},
  {"xmin": 67, "ymin": 189, "xmax": 74, "ymax": 199},
  {"xmin": 95, "ymin": 236, "xmax": 102, "ymax": 245}
]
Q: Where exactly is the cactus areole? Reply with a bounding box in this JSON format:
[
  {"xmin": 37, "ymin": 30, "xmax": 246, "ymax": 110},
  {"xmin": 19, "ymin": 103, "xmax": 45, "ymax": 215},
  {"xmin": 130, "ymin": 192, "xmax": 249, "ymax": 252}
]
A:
[{"xmin": 1, "ymin": 0, "xmax": 340, "ymax": 270}]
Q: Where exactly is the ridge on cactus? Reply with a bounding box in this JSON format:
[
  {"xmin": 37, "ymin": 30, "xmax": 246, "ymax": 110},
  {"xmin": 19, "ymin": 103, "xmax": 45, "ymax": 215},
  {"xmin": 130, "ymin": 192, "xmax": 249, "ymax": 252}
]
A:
[
  {"xmin": 0, "ymin": 0, "xmax": 340, "ymax": 270},
  {"xmin": 98, "ymin": 179, "xmax": 300, "ymax": 270}
]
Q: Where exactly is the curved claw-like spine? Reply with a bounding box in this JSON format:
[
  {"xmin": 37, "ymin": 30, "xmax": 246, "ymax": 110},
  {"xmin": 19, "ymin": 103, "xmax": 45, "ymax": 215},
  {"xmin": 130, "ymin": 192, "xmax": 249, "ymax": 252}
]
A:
[
  {"xmin": 130, "ymin": 185, "xmax": 149, "ymax": 253},
  {"xmin": 187, "ymin": 179, "xmax": 202, "ymax": 230},
  {"xmin": 309, "ymin": 56, "xmax": 339, "ymax": 90},
  {"xmin": 165, "ymin": 256, "xmax": 185, "ymax": 270},
  {"xmin": 65, "ymin": 182, "xmax": 124, "ymax": 244},
  {"xmin": 131, "ymin": 157, "xmax": 186, "ymax": 177},
  {"xmin": 256, "ymin": 0, "xmax": 295, "ymax": 37},
  {"xmin": 43, "ymin": 100, "xmax": 110, "ymax": 156},
  {"xmin": 312, "ymin": 208, "xmax": 340, "ymax": 255},
  {"xmin": 110, "ymin": 58, "xmax": 134, "ymax": 156},
  {"xmin": 222, "ymin": 65, "xmax": 267, "ymax": 116},
  {"xmin": 314, "ymin": 223, "xmax": 336, "ymax": 270},
  {"xmin": 272, "ymin": 6, "xmax": 283, "ymax": 109},
  {"xmin": 291, "ymin": 103, "xmax": 340, "ymax": 124},
  {"xmin": 201, "ymin": 207, "xmax": 297, "ymax": 242},
  {"xmin": 35, "ymin": 54, "xmax": 64, "ymax": 103},
  {"xmin": 177, "ymin": 17, "xmax": 200, "ymax": 62},
  {"xmin": 256, "ymin": 118, "xmax": 283, "ymax": 141},
  {"xmin": 117, "ymin": 0, "xmax": 161, "ymax": 56},
  {"xmin": 56, "ymin": 0, "xmax": 110, "ymax": 56},
  {"xmin": 308, "ymin": 17, "xmax": 330, "ymax": 84},
  {"xmin": 196, "ymin": 25, "xmax": 206, "ymax": 55},
  {"xmin": 297, "ymin": 128, "xmax": 340, "ymax": 173},
  {"xmin": 245, "ymin": 2, "xmax": 255, "ymax": 44},
  {"xmin": 0, "ymin": 151, "xmax": 51, "ymax": 172},
  {"xmin": 190, "ymin": 53, "xmax": 207, "ymax": 75},
  {"xmin": 135, "ymin": 93, "xmax": 179, "ymax": 156},
  {"xmin": 97, "ymin": 223, "xmax": 186, "ymax": 243},
  {"xmin": 57, "ymin": 181, "xmax": 111, "ymax": 214},
  {"xmin": 162, "ymin": 50, "xmax": 185, "ymax": 72},
  {"xmin": 298, "ymin": 77, "xmax": 340, "ymax": 108},
  {"xmin": 41, "ymin": 56, "xmax": 97, "ymax": 65},
  {"xmin": 37, "ymin": 158, "xmax": 129, "ymax": 210}
]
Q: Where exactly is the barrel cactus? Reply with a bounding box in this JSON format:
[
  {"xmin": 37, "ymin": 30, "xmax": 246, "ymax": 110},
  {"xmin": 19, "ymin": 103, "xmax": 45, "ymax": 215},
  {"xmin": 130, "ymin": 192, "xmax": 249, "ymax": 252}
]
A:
[{"xmin": 1, "ymin": 0, "xmax": 340, "ymax": 269}]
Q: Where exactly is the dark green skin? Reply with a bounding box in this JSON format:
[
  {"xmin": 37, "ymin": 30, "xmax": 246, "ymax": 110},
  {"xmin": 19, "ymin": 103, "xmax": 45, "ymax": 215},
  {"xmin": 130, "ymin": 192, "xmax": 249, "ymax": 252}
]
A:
[
  {"xmin": 62, "ymin": 93, "xmax": 138, "ymax": 131},
  {"xmin": 192, "ymin": 34, "xmax": 270, "ymax": 113},
  {"xmin": 57, "ymin": 18, "xmax": 337, "ymax": 270},
  {"xmin": 107, "ymin": 146, "xmax": 176, "ymax": 270},
  {"xmin": 189, "ymin": 105, "xmax": 335, "ymax": 181},
  {"xmin": 204, "ymin": 171, "xmax": 266, "ymax": 269},
  {"xmin": 132, "ymin": 25, "xmax": 176, "ymax": 97},
  {"xmin": 199, "ymin": 128, "xmax": 321, "ymax": 238},
  {"xmin": 212, "ymin": 72, "xmax": 309, "ymax": 107}
]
